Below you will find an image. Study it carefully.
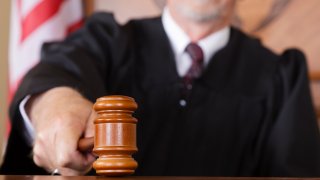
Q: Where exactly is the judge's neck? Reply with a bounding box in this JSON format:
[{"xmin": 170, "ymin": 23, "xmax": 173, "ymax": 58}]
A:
[
  {"xmin": 169, "ymin": 11, "xmax": 231, "ymax": 42},
  {"xmin": 184, "ymin": 22, "xmax": 229, "ymax": 42}
]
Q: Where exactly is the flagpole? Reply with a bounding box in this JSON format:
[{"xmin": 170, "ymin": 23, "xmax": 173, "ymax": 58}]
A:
[{"xmin": 83, "ymin": 0, "xmax": 94, "ymax": 17}]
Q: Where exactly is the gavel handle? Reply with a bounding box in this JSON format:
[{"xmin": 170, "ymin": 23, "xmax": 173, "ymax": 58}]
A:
[{"xmin": 78, "ymin": 137, "xmax": 94, "ymax": 153}]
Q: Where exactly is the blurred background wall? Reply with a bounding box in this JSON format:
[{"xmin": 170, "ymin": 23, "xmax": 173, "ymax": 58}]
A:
[{"xmin": 0, "ymin": 0, "xmax": 10, "ymax": 165}]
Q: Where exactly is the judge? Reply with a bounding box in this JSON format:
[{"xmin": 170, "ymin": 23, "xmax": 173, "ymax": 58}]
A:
[{"xmin": 2, "ymin": 0, "xmax": 320, "ymax": 176}]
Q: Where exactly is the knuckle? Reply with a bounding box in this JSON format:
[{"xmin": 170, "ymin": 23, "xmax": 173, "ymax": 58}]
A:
[
  {"xmin": 35, "ymin": 132, "xmax": 47, "ymax": 143},
  {"xmin": 32, "ymin": 142, "xmax": 43, "ymax": 157},
  {"xmin": 32, "ymin": 143, "xmax": 46, "ymax": 167},
  {"xmin": 33, "ymin": 152, "xmax": 43, "ymax": 167},
  {"xmin": 56, "ymin": 153, "xmax": 72, "ymax": 168}
]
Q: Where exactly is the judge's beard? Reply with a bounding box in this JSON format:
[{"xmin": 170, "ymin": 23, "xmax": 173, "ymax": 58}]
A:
[{"xmin": 175, "ymin": 1, "xmax": 225, "ymax": 23}]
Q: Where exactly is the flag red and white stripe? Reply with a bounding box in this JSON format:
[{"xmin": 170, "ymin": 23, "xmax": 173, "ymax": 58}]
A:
[{"xmin": 8, "ymin": 0, "xmax": 84, "ymax": 134}]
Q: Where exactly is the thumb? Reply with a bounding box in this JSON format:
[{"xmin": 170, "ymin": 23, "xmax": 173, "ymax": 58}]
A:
[{"xmin": 84, "ymin": 110, "xmax": 97, "ymax": 138}]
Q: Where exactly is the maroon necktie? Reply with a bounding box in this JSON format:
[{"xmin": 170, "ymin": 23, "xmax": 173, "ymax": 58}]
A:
[{"xmin": 183, "ymin": 43, "xmax": 204, "ymax": 89}]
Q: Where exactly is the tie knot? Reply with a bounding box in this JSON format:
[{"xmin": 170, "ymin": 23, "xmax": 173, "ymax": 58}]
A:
[{"xmin": 185, "ymin": 43, "xmax": 204, "ymax": 64}]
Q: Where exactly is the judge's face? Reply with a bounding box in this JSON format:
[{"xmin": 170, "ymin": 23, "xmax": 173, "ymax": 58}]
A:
[{"xmin": 167, "ymin": 0, "xmax": 235, "ymax": 23}]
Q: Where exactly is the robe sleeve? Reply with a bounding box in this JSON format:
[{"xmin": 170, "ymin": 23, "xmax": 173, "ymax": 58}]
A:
[
  {"xmin": 262, "ymin": 49, "xmax": 320, "ymax": 176},
  {"xmin": 8, "ymin": 13, "xmax": 124, "ymax": 125}
]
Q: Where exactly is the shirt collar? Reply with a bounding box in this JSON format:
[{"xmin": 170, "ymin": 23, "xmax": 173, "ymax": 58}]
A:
[
  {"xmin": 162, "ymin": 7, "xmax": 230, "ymax": 66},
  {"xmin": 162, "ymin": 7, "xmax": 190, "ymax": 59}
]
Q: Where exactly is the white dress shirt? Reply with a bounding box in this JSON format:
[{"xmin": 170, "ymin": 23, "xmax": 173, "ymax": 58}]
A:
[{"xmin": 20, "ymin": 8, "xmax": 231, "ymax": 144}]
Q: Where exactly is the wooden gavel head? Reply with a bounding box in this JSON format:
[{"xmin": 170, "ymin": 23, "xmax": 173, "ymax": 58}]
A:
[{"xmin": 92, "ymin": 95, "xmax": 138, "ymax": 176}]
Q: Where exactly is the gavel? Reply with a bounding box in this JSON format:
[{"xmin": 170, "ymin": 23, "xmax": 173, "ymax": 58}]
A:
[{"xmin": 78, "ymin": 95, "xmax": 138, "ymax": 176}]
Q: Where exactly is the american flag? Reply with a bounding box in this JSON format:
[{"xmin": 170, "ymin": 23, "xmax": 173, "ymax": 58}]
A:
[{"xmin": 8, "ymin": 0, "xmax": 84, "ymax": 134}]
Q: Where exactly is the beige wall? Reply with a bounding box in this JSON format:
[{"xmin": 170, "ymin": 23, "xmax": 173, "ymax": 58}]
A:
[
  {"xmin": 94, "ymin": 0, "xmax": 161, "ymax": 24},
  {"xmin": 0, "ymin": 0, "xmax": 10, "ymax": 164}
]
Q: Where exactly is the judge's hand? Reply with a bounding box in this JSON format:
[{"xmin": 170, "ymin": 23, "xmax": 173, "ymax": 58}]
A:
[{"xmin": 26, "ymin": 86, "xmax": 96, "ymax": 175}]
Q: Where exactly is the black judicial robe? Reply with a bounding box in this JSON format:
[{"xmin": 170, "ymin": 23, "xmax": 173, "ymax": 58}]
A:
[{"xmin": 1, "ymin": 13, "xmax": 320, "ymax": 176}]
